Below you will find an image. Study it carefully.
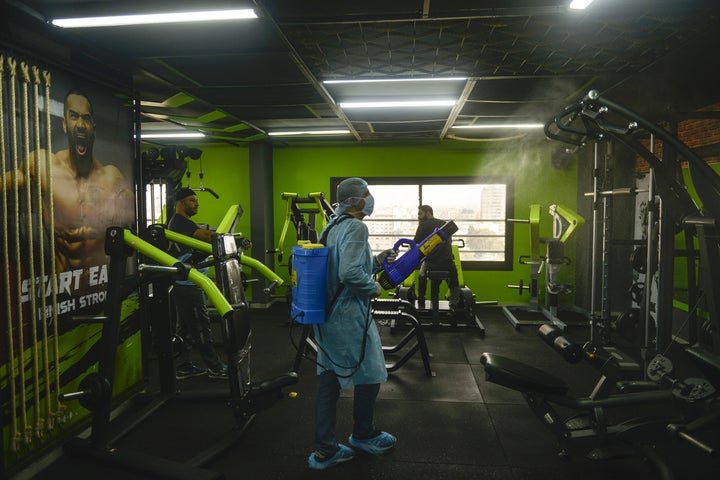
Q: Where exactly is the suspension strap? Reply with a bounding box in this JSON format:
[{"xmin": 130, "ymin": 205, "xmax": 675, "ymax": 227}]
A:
[
  {"xmin": 8, "ymin": 56, "xmax": 32, "ymax": 448},
  {"xmin": 21, "ymin": 60, "xmax": 44, "ymax": 440},
  {"xmin": 1, "ymin": 54, "xmax": 21, "ymax": 454},
  {"xmin": 43, "ymin": 69, "xmax": 63, "ymax": 425},
  {"xmin": 31, "ymin": 65, "xmax": 54, "ymax": 432}
]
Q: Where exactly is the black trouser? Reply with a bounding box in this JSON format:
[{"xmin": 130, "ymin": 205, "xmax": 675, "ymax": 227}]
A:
[
  {"xmin": 171, "ymin": 283, "xmax": 223, "ymax": 369},
  {"xmin": 417, "ymin": 262, "xmax": 462, "ymax": 307}
]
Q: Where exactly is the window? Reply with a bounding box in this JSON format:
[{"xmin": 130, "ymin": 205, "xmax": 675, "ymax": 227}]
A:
[
  {"xmin": 330, "ymin": 177, "xmax": 514, "ymax": 270},
  {"xmin": 145, "ymin": 182, "xmax": 167, "ymax": 226}
]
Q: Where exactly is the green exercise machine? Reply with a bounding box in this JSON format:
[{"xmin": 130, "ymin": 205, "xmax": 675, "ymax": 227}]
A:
[
  {"xmin": 153, "ymin": 203, "xmax": 286, "ymax": 299},
  {"xmin": 58, "ymin": 228, "xmax": 297, "ymax": 480},
  {"xmin": 502, "ymin": 203, "xmax": 584, "ymax": 330},
  {"xmin": 270, "ymin": 192, "xmax": 334, "ymax": 263},
  {"xmin": 394, "ymin": 239, "xmax": 487, "ymax": 335}
]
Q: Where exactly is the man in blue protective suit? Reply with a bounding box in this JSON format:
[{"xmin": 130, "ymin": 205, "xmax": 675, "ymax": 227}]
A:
[{"xmin": 308, "ymin": 177, "xmax": 398, "ymax": 470}]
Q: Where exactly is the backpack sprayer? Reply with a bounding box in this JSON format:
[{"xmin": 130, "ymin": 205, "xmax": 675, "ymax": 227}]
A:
[{"xmin": 290, "ymin": 243, "xmax": 329, "ymax": 325}]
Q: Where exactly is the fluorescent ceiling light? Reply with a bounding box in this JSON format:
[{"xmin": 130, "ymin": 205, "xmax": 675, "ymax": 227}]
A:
[
  {"xmin": 141, "ymin": 132, "xmax": 206, "ymax": 139},
  {"xmin": 51, "ymin": 9, "xmax": 257, "ymax": 28},
  {"xmin": 453, "ymin": 124, "xmax": 544, "ymax": 129},
  {"xmin": 324, "ymin": 77, "xmax": 467, "ymax": 84},
  {"xmin": 569, "ymin": 0, "xmax": 594, "ymax": 10},
  {"xmin": 268, "ymin": 130, "xmax": 351, "ymax": 136},
  {"xmin": 340, "ymin": 100, "xmax": 456, "ymax": 109}
]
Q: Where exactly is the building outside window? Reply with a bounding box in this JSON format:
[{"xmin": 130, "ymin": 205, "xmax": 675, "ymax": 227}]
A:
[{"xmin": 330, "ymin": 177, "xmax": 514, "ymax": 270}]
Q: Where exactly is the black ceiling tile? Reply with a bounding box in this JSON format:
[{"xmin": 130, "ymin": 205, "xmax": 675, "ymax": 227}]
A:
[
  {"xmin": 14, "ymin": 0, "xmax": 720, "ymax": 143},
  {"xmin": 458, "ymin": 102, "xmax": 534, "ymax": 117},
  {"xmin": 158, "ymin": 52, "xmax": 307, "ymax": 87},
  {"xmin": 225, "ymin": 105, "xmax": 322, "ymax": 121},
  {"xmin": 372, "ymin": 120, "xmax": 445, "ymax": 132},
  {"xmin": 185, "ymin": 84, "xmax": 325, "ymax": 106},
  {"xmin": 267, "ymin": 0, "xmax": 423, "ymax": 23}
]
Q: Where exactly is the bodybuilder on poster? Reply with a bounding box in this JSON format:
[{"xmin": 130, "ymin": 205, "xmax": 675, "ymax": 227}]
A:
[{"xmin": 2, "ymin": 89, "xmax": 134, "ymax": 296}]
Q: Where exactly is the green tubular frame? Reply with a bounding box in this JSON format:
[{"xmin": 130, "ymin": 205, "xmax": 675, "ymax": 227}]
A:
[
  {"xmin": 308, "ymin": 192, "xmax": 331, "ymax": 234},
  {"xmin": 529, "ymin": 204, "xmax": 541, "ymax": 260},
  {"xmin": 551, "ymin": 204, "xmax": 585, "ymax": 243},
  {"xmin": 276, "ymin": 192, "xmax": 298, "ymax": 261},
  {"xmin": 162, "ymin": 228, "xmax": 284, "ymax": 287},
  {"xmin": 217, "ymin": 204, "xmax": 241, "ymax": 234},
  {"xmin": 123, "ymin": 229, "xmax": 232, "ymax": 316}
]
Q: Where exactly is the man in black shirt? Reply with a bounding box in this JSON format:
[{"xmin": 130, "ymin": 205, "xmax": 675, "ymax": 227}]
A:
[
  {"xmin": 168, "ymin": 187, "xmax": 228, "ymax": 379},
  {"xmin": 413, "ymin": 205, "xmax": 461, "ymax": 311}
]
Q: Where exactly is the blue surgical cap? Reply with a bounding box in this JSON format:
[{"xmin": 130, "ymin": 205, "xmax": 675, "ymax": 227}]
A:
[
  {"xmin": 337, "ymin": 177, "xmax": 368, "ymax": 204},
  {"xmin": 334, "ymin": 177, "xmax": 369, "ymax": 216}
]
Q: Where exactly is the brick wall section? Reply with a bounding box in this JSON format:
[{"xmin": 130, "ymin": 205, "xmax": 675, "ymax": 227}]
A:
[{"xmin": 637, "ymin": 102, "xmax": 720, "ymax": 172}]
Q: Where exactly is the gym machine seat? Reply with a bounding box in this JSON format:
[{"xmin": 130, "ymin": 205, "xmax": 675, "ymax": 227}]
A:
[
  {"xmin": 480, "ymin": 353, "xmax": 569, "ymax": 396},
  {"xmin": 395, "ymin": 241, "xmax": 487, "ymax": 336}
]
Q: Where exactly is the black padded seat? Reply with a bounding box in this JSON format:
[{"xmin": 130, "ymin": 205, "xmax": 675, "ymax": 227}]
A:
[{"xmin": 480, "ymin": 352, "xmax": 569, "ymax": 396}]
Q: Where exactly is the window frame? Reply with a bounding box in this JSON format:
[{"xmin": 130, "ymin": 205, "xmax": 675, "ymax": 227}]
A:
[
  {"xmin": 330, "ymin": 176, "xmax": 514, "ymax": 271},
  {"xmin": 145, "ymin": 181, "xmax": 167, "ymax": 227}
]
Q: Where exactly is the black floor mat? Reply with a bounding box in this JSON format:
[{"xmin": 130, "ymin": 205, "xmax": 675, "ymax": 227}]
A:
[{"xmin": 25, "ymin": 304, "xmax": 720, "ymax": 480}]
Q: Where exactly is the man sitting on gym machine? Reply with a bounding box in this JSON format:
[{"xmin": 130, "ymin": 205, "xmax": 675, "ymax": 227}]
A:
[
  {"xmin": 413, "ymin": 205, "xmax": 461, "ymax": 313},
  {"xmin": 168, "ymin": 187, "xmax": 228, "ymax": 380}
]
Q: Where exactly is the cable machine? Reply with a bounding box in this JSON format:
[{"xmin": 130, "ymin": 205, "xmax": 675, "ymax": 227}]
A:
[
  {"xmin": 579, "ymin": 139, "xmax": 656, "ymax": 373},
  {"xmin": 502, "ymin": 203, "xmax": 585, "ymax": 330},
  {"xmin": 480, "ymin": 90, "xmax": 720, "ymax": 473},
  {"xmin": 544, "ymin": 88, "xmax": 720, "ymax": 365},
  {"xmin": 270, "ymin": 192, "xmax": 334, "ymax": 263}
]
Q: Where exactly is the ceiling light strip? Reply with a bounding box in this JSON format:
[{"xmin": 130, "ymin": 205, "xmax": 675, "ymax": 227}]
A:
[
  {"xmin": 141, "ymin": 132, "xmax": 206, "ymax": 139},
  {"xmin": 569, "ymin": 0, "xmax": 594, "ymax": 10},
  {"xmin": 268, "ymin": 130, "xmax": 351, "ymax": 136},
  {"xmin": 340, "ymin": 100, "xmax": 456, "ymax": 109},
  {"xmin": 324, "ymin": 77, "xmax": 467, "ymax": 84},
  {"xmin": 453, "ymin": 124, "xmax": 544, "ymax": 129},
  {"xmin": 52, "ymin": 9, "xmax": 257, "ymax": 28}
]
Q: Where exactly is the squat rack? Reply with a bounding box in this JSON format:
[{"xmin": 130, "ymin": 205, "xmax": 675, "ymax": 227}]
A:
[{"xmin": 545, "ymin": 89, "xmax": 720, "ymax": 362}]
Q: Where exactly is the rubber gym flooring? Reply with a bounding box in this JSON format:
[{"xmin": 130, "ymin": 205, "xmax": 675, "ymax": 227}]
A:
[{"xmin": 28, "ymin": 303, "xmax": 717, "ymax": 480}]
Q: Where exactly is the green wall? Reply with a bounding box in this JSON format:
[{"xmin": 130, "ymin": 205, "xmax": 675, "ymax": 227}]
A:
[
  {"xmin": 179, "ymin": 144, "xmax": 253, "ymax": 236},
  {"xmin": 188, "ymin": 135, "xmax": 582, "ymax": 306},
  {"xmin": 673, "ymin": 161, "xmax": 720, "ymax": 305}
]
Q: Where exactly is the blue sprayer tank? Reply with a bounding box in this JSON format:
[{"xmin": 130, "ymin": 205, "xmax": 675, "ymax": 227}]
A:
[{"xmin": 291, "ymin": 243, "xmax": 329, "ymax": 324}]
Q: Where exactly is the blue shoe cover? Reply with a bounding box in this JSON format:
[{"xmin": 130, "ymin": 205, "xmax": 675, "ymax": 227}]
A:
[
  {"xmin": 348, "ymin": 431, "xmax": 397, "ymax": 455},
  {"xmin": 308, "ymin": 444, "xmax": 355, "ymax": 470}
]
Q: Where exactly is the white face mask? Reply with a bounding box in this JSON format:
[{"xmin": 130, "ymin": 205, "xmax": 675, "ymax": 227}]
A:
[{"xmin": 361, "ymin": 194, "xmax": 374, "ymax": 216}]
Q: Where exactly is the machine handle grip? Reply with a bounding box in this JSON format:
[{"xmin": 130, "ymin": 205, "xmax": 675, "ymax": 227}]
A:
[
  {"xmin": 392, "ymin": 238, "xmax": 416, "ymax": 251},
  {"xmin": 385, "ymin": 238, "xmax": 416, "ymax": 270}
]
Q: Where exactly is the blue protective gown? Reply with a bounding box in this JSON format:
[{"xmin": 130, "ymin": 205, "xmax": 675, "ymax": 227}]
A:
[{"xmin": 313, "ymin": 214, "xmax": 388, "ymax": 388}]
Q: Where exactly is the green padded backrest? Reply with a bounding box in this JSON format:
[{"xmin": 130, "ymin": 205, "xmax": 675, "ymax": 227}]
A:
[{"xmin": 452, "ymin": 244, "xmax": 464, "ymax": 286}]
